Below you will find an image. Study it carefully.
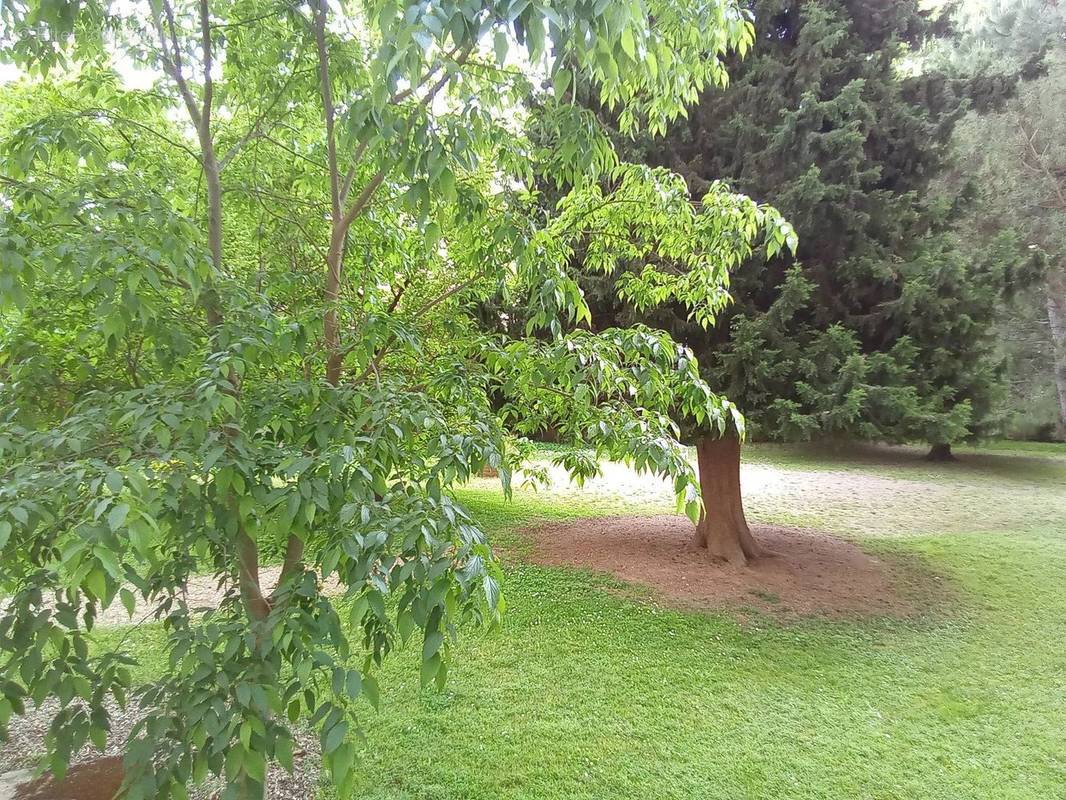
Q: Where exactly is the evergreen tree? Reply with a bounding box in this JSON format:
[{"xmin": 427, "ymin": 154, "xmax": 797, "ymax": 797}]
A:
[
  {"xmin": 931, "ymin": 0, "xmax": 1066, "ymax": 437},
  {"xmin": 585, "ymin": 0, "xmax": 1011, "ymax": 561}
]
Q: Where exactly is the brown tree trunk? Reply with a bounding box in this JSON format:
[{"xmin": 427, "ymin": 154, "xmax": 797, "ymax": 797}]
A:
[
  {"xmin": 693, "ymin": 434, "xmax": 762, "ymax": 565},
  {"xmin": 1046, "ymin": 266, "xmax": 1066, "ymax": 431},
  {"xmin": 925, "ymin": 443, "xmax": 956, "ymax": 462}
]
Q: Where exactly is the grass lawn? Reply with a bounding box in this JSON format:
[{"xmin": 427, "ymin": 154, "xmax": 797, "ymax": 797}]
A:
[{"xmin": 94, "ymin": 442, "xmax": 1066, "ymax": 799}]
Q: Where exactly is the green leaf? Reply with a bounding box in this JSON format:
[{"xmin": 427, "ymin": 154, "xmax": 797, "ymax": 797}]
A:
[
  {"xmin": 438, "ymin": 168, "xmax": 456, "ymax": 202},
  {"xmin": 85, "ymin": 567, "xmax": 107, "ymax": 600},
  {"xmin": 105, "ymin": 471, "xmax": 123, "ymax": 494},
  {"xmin": 89, "ymin": 726, "xmax": 107, "ymax": 751},
  {"xmin": 494, "ymin": 30, "xmax": 509, "ymax": 66},
  {"xmin": 119, "ymin": 587, "xmax": 136, "ymax": 618},
  {"xmin": 363, "ymin": 675, "xmax": 380, "ymax": 710},
  {"xmin": 397, "ymin": 610, "xmax": 415, "ymax": 644},
  {"xmin": 425, "ymin": 221, "xmax": 441, "ymax": 251},
  {"xmin": 483, "ymin": 575, "xmax": 501, "ymax": 610},
  {"xmin": 422, "ymin": 630, "xmax": 444, "ymax": 661},
  {"xmin": 242, "ymin": 749, "xmax": 265, "ymax": 783},
  {"xmin": 107, "ymin": 503, "xmax": 129, "ymax": 531},
  {"xmin": 95, "ymin": 547, "xmax": 123, "ymax": 579},
  {"xmin": 276, "ymin": 735, "xmax": 294, "ymax": 773},
  {"xmin": 322, "ymin": 720, "xmax": 347, "ymax": 755},
  {"xmin": 349, "ymin": 593, "xmax": 370, "ymax": 628},
  {"xmin": 553, "ymin": 67, "xmax": 572, "ymax": 98},
  {"xmin": 420, "ymin": 654, "xmax": 441, "ymax": 687},
  {"xmin": 345, "ymin": 669, "xmax": 361, "ymax": 699}
]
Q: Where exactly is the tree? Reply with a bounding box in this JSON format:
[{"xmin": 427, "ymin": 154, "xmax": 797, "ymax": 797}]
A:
[
  {"xmin": 581, "ymin": 0, "xmax": 1011, "ymax": 561},
  {"xmin": 0, "ymin": 0, "xmax": 787, "ymax": 796},
  {"xmin": 932, "ymin": 0, "xmax": 1066, "ymax": 436}
]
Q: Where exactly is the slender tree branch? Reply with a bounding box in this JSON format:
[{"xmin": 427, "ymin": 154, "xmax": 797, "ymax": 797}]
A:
[
  {"xmin": 313, "ymin": 0, "xmax": 342, "ymax": 223},
  {"xmin": 350, "ymin": 266, "xmax": 490, "ymax": 385},
  {"xmin": 337, "ymin": 171, "xmax": 386, "ymax": 233},
  {"xmin": 338, "ymin": 140, "xmax": 369, "ymax": 207},
  {"xmin": 270, "ymin": 534, "xmax": 305, "ymax": 604},
  {"xmin": 336, "ymin": 46, "xmax": 473, "ymax": 236},
  {"xmin": 77, "ymin": 108, "xmax": 201, "ymax": 160},
  {"xmin": 258, "ymin": 132, "xmax": 329, "ymax": 170},
  {"xmin": 219, "ymin": 60, "xmax": 302, "ymax": 171},
  {"xmin": 235, "ymin": 519, "xmax": 271, "ymax": 621},
  {"xmin": 390, "ymin": 46, "xmax": 460, "ymax": 103},
  {"xmin": 199, "ymin": 0, "xmax": 213, "ymax": 140},
  {"xmin": 249, "ymin": 189, "xmax": 331, "ymax": 268},
  {"xmin": 157, "ymin": 0, "xmax": 203, "ymax": 130},
  {"xmin": 1019, "ymin": 116, "xmax": 1066, "ymax": 211}
]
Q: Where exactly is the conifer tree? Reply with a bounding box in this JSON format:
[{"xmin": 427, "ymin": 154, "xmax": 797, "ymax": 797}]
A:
[{"xmin": 585, "ymin": 0, "xmax": 1011, "ymax": 560}]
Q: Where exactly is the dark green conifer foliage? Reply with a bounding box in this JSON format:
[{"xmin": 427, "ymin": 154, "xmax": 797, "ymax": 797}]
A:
[
  {"xmin": 589, "ymin": 0, "xmax": 1009, "ymax": 449},
  {"xmin": 581, "ymin": 0, "xmax": 1012, "ymax": 556}
]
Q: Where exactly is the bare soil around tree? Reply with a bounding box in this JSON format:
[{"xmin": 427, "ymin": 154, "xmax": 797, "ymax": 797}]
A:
[{"xmin": 523, "ymin": 514, "xmax": 945, "ymax": 619}]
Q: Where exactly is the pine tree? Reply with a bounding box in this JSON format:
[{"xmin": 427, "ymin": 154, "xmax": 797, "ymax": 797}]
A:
[{"xmin": 585, "ymin": 0, "xmax": 1011, "ymax": 561}]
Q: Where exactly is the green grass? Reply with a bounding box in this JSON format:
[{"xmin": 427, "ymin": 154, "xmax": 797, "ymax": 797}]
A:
[
  {"xmin": 93, "ymin": 442, "xmax": 1066, "ymax": 799},
  {"xmin": 342, "ymin": 571, "xmax": 1066, "ymax": 798},
  {"xmin": 342, "ymin": 444, "xmax": 1066, "ymax": 800}
]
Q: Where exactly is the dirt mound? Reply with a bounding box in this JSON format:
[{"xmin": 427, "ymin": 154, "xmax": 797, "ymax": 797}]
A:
[{"xmin": 525, "ymin": 515, "xmax": 933, "ymax": 619}]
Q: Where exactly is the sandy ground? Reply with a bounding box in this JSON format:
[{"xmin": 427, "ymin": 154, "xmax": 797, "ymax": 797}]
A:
[
  {"xmin": 507, "ymin": 455, "xmax": 1065, "ymax": 536},
  {"xmin": 524, "ymin": 514, "xmax": 942, "ymax": 619}
]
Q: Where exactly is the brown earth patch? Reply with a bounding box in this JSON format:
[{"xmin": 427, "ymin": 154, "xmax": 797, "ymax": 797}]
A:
[
  {"xmin": 524, "ymin": 514, "xmax": 941, "ymax": 619},
  {"xmin": 13, "ymin": 756, "xmax": 123, "ymax": 800}
]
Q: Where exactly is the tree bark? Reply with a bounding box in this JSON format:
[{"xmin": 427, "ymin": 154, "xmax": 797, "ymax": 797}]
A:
[
  {"xmin": 1046, "ymin": 265, "xmax": 1066, "ymax": 431},
  {"xmin": 693, "ymin": 434, "xmax": 762, "ymax": 565},
  {"xmin": 925, "ymin": 443, "xmax": 956, "ymax": 462},
  {"xmin": 323, "ymin": 229, "xmax": 346, "ymax": 385}
]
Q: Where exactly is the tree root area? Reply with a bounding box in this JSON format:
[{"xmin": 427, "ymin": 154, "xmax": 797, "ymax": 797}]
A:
[{"xmin": 525, "ymin": 515, "xmax": 941, "ymax": 619}]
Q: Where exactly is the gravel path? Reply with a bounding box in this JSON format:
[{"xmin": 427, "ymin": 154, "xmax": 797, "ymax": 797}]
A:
[{"xmin": 0, "ymin": 566, "xmax": 333, "ymax": 797}]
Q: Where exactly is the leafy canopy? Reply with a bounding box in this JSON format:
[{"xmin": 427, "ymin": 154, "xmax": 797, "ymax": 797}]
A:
[{"xmin": 0, "ymin": 0, "xmax": 789, "ymax": 796}]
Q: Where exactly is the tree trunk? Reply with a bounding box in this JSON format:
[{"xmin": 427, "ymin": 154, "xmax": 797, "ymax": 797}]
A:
[
  {"xmin": 1047, "ymin": 266, "xmax": 1066, "ymax": 431},
  {"xmin": 693, "ymin": 434, "xmax": 762, "ymax": 565},
  {"xmin": 323, "ymin": 230, "xmax": 345, "ymax": 385},
  {"xmin": 925, "ymin": 443, "xmax": 956, "ymax": 462}
]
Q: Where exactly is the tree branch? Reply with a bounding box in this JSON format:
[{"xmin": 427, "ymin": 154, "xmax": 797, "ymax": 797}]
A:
[
  {"xmin": 270, "ymin": 534, "xmax": 305, "ymax": 605},
  {"xmin": 156, "ymin": 0, "xmax": 203, "ymax": 131},
  {"xmin": 336, "ymin": 46, "xmax": 473, "ymax": 236},
  {"xmin": 313, "ymin": 0, "xmax": 342, "ymax": 223},
  {"xmin": 219, "ymin": 61, "xmax": 303, "ymax": 171}
]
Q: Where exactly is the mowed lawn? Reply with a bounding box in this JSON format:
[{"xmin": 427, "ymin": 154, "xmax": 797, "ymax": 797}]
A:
[
  {"xmin": 101, "ymin": 443, "xmax": 1066, "ymax": 799},
  {"xmin": 343, "ymin": 443, "xmax": 1066, "ymax": 800}
]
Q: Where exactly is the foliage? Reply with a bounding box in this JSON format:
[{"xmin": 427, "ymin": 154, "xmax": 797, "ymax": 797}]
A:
[
  {"xmin": 0, "ymin": 0, "xmax": 789, "ymax": 796},
  {"xmin": 584, "ymin": 0, "xmax": 1010, "ymax": 448},
  {"xmin": 929, "ymin": 0, "xmax": 1066, "ymax": 435}
]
